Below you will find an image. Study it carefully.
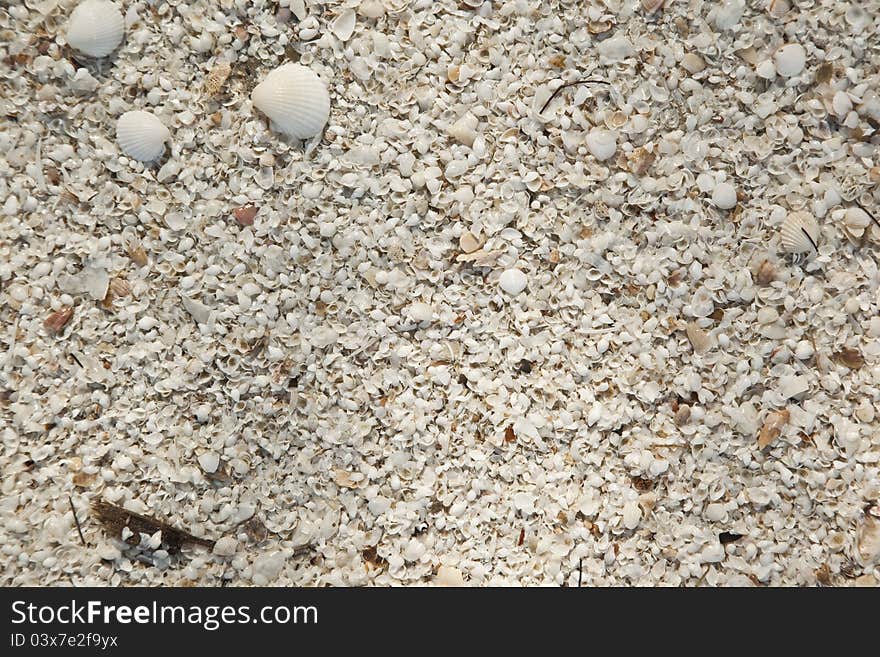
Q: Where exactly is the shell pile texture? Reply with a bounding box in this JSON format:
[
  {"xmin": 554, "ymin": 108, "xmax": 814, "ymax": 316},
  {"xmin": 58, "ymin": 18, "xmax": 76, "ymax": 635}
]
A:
[
  {"xmin": 780, "ymin": 211, "xmax": 820, "ymax": 254},
  {"xmin": 251, "ymin": 64, "xmax": 331, "ymax": 140},
  {"xmin": 115, "ymin": 111, "xmax": 171, "ymax": 162},
  {"xmin": 66, "ymin": 0, "xmax": 125, "ymax": 58}
]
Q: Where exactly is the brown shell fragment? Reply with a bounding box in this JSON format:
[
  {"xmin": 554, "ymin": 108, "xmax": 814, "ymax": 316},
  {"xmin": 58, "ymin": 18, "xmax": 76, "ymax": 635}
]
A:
[
  {"xmin": 835, "ymin": 347, "xmax": 864, "ymax": 370},
  {"xmin": 44, "ymin": 307, "xmax": 74, "ymax": 333},
  {"xmin": 757, "ymin": 408, "xmax": 790, "ymax": 448},
  {"xmin": 127, "ymin": 242, "xmax": 148, "ymax": 267},
  {"xmin": 233, "ymin": 204, "xmax": 259, "ymax": 226},
  {"xmin": 204, "ymin": 61, "xmax": 232, "ymax": 96}
]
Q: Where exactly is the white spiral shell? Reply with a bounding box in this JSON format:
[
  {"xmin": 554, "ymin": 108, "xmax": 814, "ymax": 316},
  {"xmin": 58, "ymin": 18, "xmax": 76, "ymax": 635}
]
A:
[
  {"xmin": 116, "ymin": 111, "xmax": 171, "ymax": 162},
  {"xmin": 251, "ymin": 64, "xmax": 330, "ymax": 140},
  {"xmin": 780, "ymin": 211, "xmax": 820, "ymax": 254},
  {"xmin": 66, "ymin": 0, "xmax": 125, "ymax": 58}
]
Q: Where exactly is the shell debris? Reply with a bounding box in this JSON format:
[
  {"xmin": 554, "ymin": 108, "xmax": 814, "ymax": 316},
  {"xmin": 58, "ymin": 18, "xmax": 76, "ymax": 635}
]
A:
[{"xmin": 4, "ymin": 0, "xmax": 880, "ymax": 589}]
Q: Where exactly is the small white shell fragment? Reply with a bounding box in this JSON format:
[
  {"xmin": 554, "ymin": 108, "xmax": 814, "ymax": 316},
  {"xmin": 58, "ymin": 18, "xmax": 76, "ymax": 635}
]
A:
[
  {"xmin": 755, "ymin": 59, "xmax": 776, "ymax": 80},
  {"xmin": 330, "ymin": 9, "xmax": 356, "ymax": 41},
  {"xmin": 831, "ymin": 91, "xmax": 852, "ymax": 117},
  {"xmin": 780, "ymin": 211, "xmax": 820, "ymax": 254},
  {"xmin": 843, "ymin": 206, "xmax": 873, "ymax": 238},
  {"xmin": 778, "ymin": 375, "xmax": 809, "ymax": 399},
  {"xmin": 58, "ymin": 266, "xmax": 109, "ymax": 301},
  {"xmin": 681, "ymin": 53, "xmax": 705, "ymax": 75},
  {"xmin": 773, "ymin": 43, "xmax": 806, "ymax": 77},
  {"xmin": 433, "ymin": 565, "xmax": 466, "ymax": 587},
  {"xmin": 597, "ymin": 34, "xmax": 634, "ymax": 61},
  {"xmin": 251, "ymin": 63, "xmax": 331, "ymax": 140},
  {"xmin": 213, "ymin": 536, "xmax": 238, "ymax": 557},
  {"xmin": 711, "ymin": 181, "xmax": 737, "ymax": 209},
  {"xmin": 66, "ymin": 0, "xmax": 125, "ymax": 58},
  {"xmin": 794, "ymin": 340, "xmax": 814, "ymax": 360},
  {"xmin": 712, "ymin": 0, "xmax": 745, "ymax": 30},
  {"xmin": 116, "ymin": 110, "xmax": 171, "ymax": 162},
  {"xmin": 585, "ymin": 128, "xmax": 617, "ymax": 161},
  {"xmin": 198, "ymin": 452, "xmax": 220, "ymax": 473},
  {"xmin": 622, "ymin": 500, "xmax": 642, "ymax": 529},
  {"xmin": 499, "ymin": 268, "xmax": 528, "ymax": 296},
  {"xmin": 406, "ymin": 302, "xmax": 433, "ymax": 323},
  {"xmin": 181, "ymin": 295, "xmax": 213, "ymax": 324},
  {"xmin": 459, "ymin": 230, "xmax": 482, "ymax": 253},
  {"xmin": 447, "ymin": 113, "xmax": 478, "ymax": 147},
  {"xmin": 686, "ymin": 322, "xmax": 713, "ymax": 354},
  {"xmin": 856, "ymin": 513, "xmax": 880, "ymax": 566}
]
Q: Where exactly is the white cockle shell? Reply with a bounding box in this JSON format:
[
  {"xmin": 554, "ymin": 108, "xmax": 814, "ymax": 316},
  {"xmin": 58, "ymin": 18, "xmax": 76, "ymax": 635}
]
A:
[
  {"xmin": 116, "ymin": 111, "xmax": 171, "ymax": 162},
  {"xmin": 780, "ymin": 210, "xmax": 820, "ymax": 254},
  {"xmin": 66, "ymin": 0, "xmax": 125, "ymax": 58},
  {"xmin": 251, "ymin": 63, "xmax": 331, "ymax": 140}
]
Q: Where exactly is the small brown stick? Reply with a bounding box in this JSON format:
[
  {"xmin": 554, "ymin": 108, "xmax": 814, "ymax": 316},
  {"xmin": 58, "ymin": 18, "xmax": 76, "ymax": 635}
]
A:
[
  {"xmin": 578, "ymin": 558, "xmax": 583, "ymax": 588},
  {"xmin": 540, "ymin": 78, "xmax": 609, "ymax": 114},
  {"xmin": 69, "ymin": 495, "xmax": 86, "ymax": 546}
]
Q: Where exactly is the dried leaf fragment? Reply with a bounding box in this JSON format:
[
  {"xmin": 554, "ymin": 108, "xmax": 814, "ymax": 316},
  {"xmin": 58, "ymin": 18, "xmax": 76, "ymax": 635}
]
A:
[
  {"xmin": 44, "ymin": 307, "xmax": 74, "ymax": 333},
  {"xmin": 757, "ymin": 408, "xmax": 790, "ymax": 448},
  {"xmin": 835, "ymin": 347, "xmax": 864, "ymax": 370}
]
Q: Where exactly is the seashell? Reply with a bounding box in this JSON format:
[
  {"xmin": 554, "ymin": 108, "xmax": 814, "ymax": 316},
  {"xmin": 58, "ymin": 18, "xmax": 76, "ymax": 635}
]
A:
[
  {"xmin": 447, "ymin": 113, "xmax": 478, "ymax": 148},
  {"xmin": 44, "ymin": 307, "xmax": 74, "ymax": 333},
  {"xmin": 779, "ymin": 210, "xmax": 819, "ymax": 254},
  {"xmin": 711, "ymin": 182, "xmax": 738, "ymax": 210},
  {"xmin": 605, "ymin": 110, "xmax": 628, "ymax": 129},
  {"xmin": 755, "ymin": 259, "xmax": 776, "ymax": 285},
  {"xmin": 204, "ymin": 61, "xmax": 231, "ymax": 96},
  {"xmin": 768, "ymin": 0, "xmax": 789, "ymax": 17},
  {"xmin": 251, "ymin": 63, "xmax": 330, "ymax": 140},
  {"xmin": 585, "ymin": 128, "xmax": 617, "ymax": 161},
  {"xmin": 686, "ymin": 321, "xmax": 713, "ymax": 354},
  {"xmin": 116, "ymin": 111, "xmax": 171, "ymax": 162},
  {"xmin": 459, "ymin": 230, "xmax": 482, "ymax": 253},
  {"xmin": 588, "ymin": 20, "xmax": 614, "ymax": 35},
  {"xmin": 831, "ymin": 91, "xmax": 852, "ymax": 118},
  {"xmin": 499, "ymin": 268, "xmax": 528, "ymax": 296},
  {"xmin": 757, "ymin": 408, "xmax": 789, "ymax": 448},
  {"xmin": 66, "ymin": 0, "xmax": 124, "ymax": 58},
  {"xmin": 856, "ymin": 510, "xmax": 880, "ymax": 567},
  {"xmin": 773, "ymin": 43, "xmax": 806, "ymax": 78},
  {"xmin": 457, "ymin": 248, "xmax": 504, "ymax": 267},
  {"xmin": 641, "ymin": 0, "xmax": 665, "ymax": 13},
  {"xmin": 834, "ymin": 347, "xmax": 864, "ymax": 370},
  {"xmin": 233, "ymin": 204, "xmax": 259, "ymax": 226},
  {"xmin": 843, "ymin": 206, "xmax": 873, "ymax": 239},
  {"xmin": 330, "ymin": 10, "xmax": 356, "ymax": 41}
]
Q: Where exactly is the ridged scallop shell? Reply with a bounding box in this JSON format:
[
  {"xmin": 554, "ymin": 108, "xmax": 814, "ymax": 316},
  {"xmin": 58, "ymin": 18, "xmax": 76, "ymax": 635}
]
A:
[
  {"xmin": 66, "ymin": 0, "xmax": 125, "ymax": 58},
  {"xmin": 780, "ymin": 211, "xmax": 820, "ymax": 254},
  {"xmin": 251, "ymin": 64, "xmax": 330, "ymax": 140},
  {"xmin": 116, "ymin": 111, "xmax": 171, "ymax": 162}
]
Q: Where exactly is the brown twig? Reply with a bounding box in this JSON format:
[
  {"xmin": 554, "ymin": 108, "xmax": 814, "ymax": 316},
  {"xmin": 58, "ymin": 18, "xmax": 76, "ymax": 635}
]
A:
[
  {"xmin": 91, "ymin": 500, "xmax": 215, "ymax": 553},
  {"xmin": 539, "ymin": 78, "xmax": 609, "ymax": 114},
  {"xmin": 69, "ymin": 495, "xmax": 86, "ymax": 546}
]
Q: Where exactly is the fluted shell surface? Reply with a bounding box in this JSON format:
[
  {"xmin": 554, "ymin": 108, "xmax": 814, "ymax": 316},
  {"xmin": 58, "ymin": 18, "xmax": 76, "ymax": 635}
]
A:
[
  {"xmin": 116, "ymin": 111, "xmax": 171, "ymax": 162},
  {"xmin": 251, "ymin": 64, "xmax": 330, "ymax": 140},
  {"xmin": 780, "ymin": 211, "xmax": 820, "ymax": 254},
  {"xmin": 66, "ymin": 0, "xmax": 125, "ymax": 58}
]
